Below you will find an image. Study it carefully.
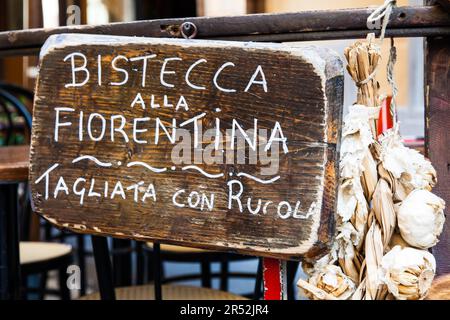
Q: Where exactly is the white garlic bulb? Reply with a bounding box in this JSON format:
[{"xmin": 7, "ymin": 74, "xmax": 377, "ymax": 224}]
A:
[
  {"xmin": 298, "ymin": 264, "xmax": 356, "ymax": 300},
  {"xmin": 379, "ymin": 245, "xmax": 436, "ymax": 300},
  {"xmin": 379, "ymin": 128, "xmax": 436, "ymax": 192},
  {"xmin": 397, "ymin": 189, "xmax": 445, "ymax": 249}
]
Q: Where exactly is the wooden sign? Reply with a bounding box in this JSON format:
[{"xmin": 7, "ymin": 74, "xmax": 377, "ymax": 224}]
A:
[{"xmin": 30, "ymin": 34, "xmax": 343, "ymax": 260}]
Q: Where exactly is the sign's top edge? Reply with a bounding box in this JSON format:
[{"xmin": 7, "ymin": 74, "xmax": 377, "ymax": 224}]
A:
[{"xmin": 40, "ymin": 33, "xmax": 339, "ymax": 62}]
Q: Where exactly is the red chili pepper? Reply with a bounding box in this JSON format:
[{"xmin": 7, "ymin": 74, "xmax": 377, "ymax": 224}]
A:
[{"xmin": 377, "ymin": 96, "xmax": 394, "ymax": 138}]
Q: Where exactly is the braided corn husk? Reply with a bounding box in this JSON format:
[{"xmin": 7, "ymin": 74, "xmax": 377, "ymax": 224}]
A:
[{"xmin": 297, "ymin": 34, "xmax": 445, "ymax": 300}]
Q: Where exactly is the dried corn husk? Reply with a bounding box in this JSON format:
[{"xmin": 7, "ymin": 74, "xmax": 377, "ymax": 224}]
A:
[
  {"xmin": 338, "ymin": 105, "xmax": 379, "ymax": 237},
  {"xmin": 379, "ymin": 245, "xmax": 436, "ymax": 300},
  {"xmin": 364, "ymin": 221, "xmax": 384, "ymax": 299},
  {"xmin": 344, "ymin": 33, "xmax": 380, "ymax": 107},
  {"xmin": 388, "ymin": 232, "xmax": 409, "ymax": 249},
  {"xmin": 340, "ymin": 105, "xmax": 378, "ymax": 181},
  {"xmin": 302, "ymin": 241, "xmax": 339, "ymax": 277},
  {"xmin": 298, "ymin": 265, "xmax": 356, "ymax": 300},
  {"xmin": 302, "ymin": 240, "xmax": 340, "ymax": 280},
  {"xmin": 379, "ymin": 128, "xmax": 436, "ymax": 193},
  {"xmin": 337, "ymin": 178, "xmax": 368, "ymax": 234},
  {"xmin": 372, "ymin": 178, "xmax": 396, "ymax": 248},
  {"xmin": 351, "ymin": 278, "xmax": 366, "ymax": 300},
  {"xmin": 336, "ymin": 222, "xmax": 361, "ymax": 283},
  {"xmin": 297, "ymin": 278, "xmax": 339, "ymax": 300},
  {"xmin": 397, "ymin": 189, "xmax": 445, "ymax": 249},
  {"xmin": 377, "ymin": 162, "xmax": 409, "ymax": 203},
  {"xmin": 361, "ymin": 148, "xmax": 378, "ymax": 201},
  {"xmin": 303, "ymin": 33, "xmax": 444, "ymax": 301},
  {"xmin": 344, "ymin": 33, "xmax": 381, "ymax": 136}
]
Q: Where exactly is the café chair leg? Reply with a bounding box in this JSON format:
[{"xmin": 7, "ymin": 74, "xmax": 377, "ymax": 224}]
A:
[
  {"xmin": 58, "ymin": 266, "xmax": 70, "ymax": 300},
  {"xmin": 220, "ymin": 256, "xmax": 229, "ymax": 292},
  {"xmin": 253, "ymin": 258, "xmax": 263, "ymax": 300},
  {"xmin": 135, "ymin": 242, "xmax": 144, "ymax": 285},
  {"xmin": 38, "ymin": 272, "xmax": 48, "ymax": 300},
  {"xmin": 153, "ymin": 242, "xmax": 162, "ymax": 300},
  {"xmin": 91, "ymin": 236, "xmax": 115, "ymax": 300},
  {"xmin": 112, "ymin": 239, "xmax": 132, "ymax": 286},
  {"xmin": 286, "ymin": 261, "xmax": 299, "ymax": 300},
  {"xmin": 76, "ymin": 235, "xmax": 86, "ymax": 296},
  {"xmin": 20, "ymin": 275, "xmax": 27, "ymax": 300},
  {"xmin": 2, "ymin": 184, "xmax": 22, "ymax": 300},
  {"xmin": 201, "ymin": 260, "xmax": 212, "ymax": 288}
]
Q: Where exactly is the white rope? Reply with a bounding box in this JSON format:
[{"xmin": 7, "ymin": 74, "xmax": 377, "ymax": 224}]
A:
[
  {"xmin": 357, "ymin": 1, "xmax": 396, "ymax": 87},
  {"xmin": 367, "ymin": 0, "xmax": 396, "ymax": 42},
  {"xmin": 366, "ymin": 0, "xmax": 398, "ymax": 119}
]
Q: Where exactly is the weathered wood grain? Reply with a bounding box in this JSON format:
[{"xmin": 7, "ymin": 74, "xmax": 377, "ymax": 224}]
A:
[
  {"xmin": 30, "ymin": 34, "xmax": 343, "ymax": 259},
  {"xmin": 1, "ymin": 6, "xmax": 449, "ymax": 57},
  {"xmin": 425, "ymin": 36, "xmax": 450, "ymax": 275},
  {"xmin": 0, "ymin": 145, "xmax": 29, "ymax": 182}
]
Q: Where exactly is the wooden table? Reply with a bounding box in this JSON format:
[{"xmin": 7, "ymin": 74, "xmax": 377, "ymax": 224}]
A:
[
  {"xmin": 0, "ymin": 145, "xmax": 29, "ymax": 299},
  {"xmin": 0, "ymin": 145, "xmax": 30, "ymax": 182}
]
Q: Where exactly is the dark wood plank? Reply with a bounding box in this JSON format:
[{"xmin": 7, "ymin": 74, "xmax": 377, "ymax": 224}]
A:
[
  {"xmin": 0, "ymin": 6, "xmax": 449, "ymax": 57},
  {"xmin": 436, "ymin": 0, "xmax": 450, "ymax": 13},
  {"xmin": 425, "ymin": 36, "xmax": 450, "ymax": 275},
  {"xmin": 29, "ymin": 34, "xmax": 343, "ymax": 259},
  {"xmin": 0, "ymin": 145, "xmax": 29, "ymax": 182}
]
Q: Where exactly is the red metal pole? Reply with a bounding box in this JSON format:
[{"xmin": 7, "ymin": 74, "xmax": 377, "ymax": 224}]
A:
[
  {"xmin": 263, "ymin": 258, "xmax": 287, "ymax": 300},
  {"xmin": 377, "ymin": 96, "xmax": 394, "ymax": 137}
]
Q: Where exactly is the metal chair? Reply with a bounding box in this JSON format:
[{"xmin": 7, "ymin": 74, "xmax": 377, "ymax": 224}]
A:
[
  {"xmin": 143, "ymin": 242, "xmax": 263, "ymax": 298},
  {"xmin": 80, "ymin": 237, "xmax": 251, "ymax": 300},
  {"xmin": 74, "ymin": 236, "xmax": 251, "ymax": 300},
  {"xmin": 0, "ymin": 86, "xmax": 73, "ymax": 299}
]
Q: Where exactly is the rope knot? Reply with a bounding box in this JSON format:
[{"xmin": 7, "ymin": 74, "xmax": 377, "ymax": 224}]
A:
[{"xmin": 367, "ymin": 0, "xmax": 397, "ymax": 41}]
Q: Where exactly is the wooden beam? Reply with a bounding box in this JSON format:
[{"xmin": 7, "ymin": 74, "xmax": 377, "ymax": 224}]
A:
[
  {"xmin": 425, "ymin": 36, "xmax": 450, "ymax": 275},
  {"xmin": 0, "ymin": 5, "xmax": 448, "ymax": 57}
]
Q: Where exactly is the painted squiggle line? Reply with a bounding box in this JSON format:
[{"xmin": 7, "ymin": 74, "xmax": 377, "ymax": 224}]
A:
[
  {"xmin": 72, "ymin": 155, "xmax": 112, "ymax": 167},
  {"xmin": 127, "ymin": 161, "xmax": 167, "ymax": 173},
  {"xmin": 68, "ymin": 156, "xmax": 280, "ymax": 185},
  {"xmin": 236, "ymin": 172, "xmax": 280, "ymax": 184},
  {"xmin": 182, "ymin": 165, "xmax": 224, "ymax": 178}
]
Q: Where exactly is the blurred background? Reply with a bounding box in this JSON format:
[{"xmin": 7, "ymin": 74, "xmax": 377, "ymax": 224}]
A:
[{"xmin": 0, "ymin": 0, "xmax": 426, "ymax": 299}]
